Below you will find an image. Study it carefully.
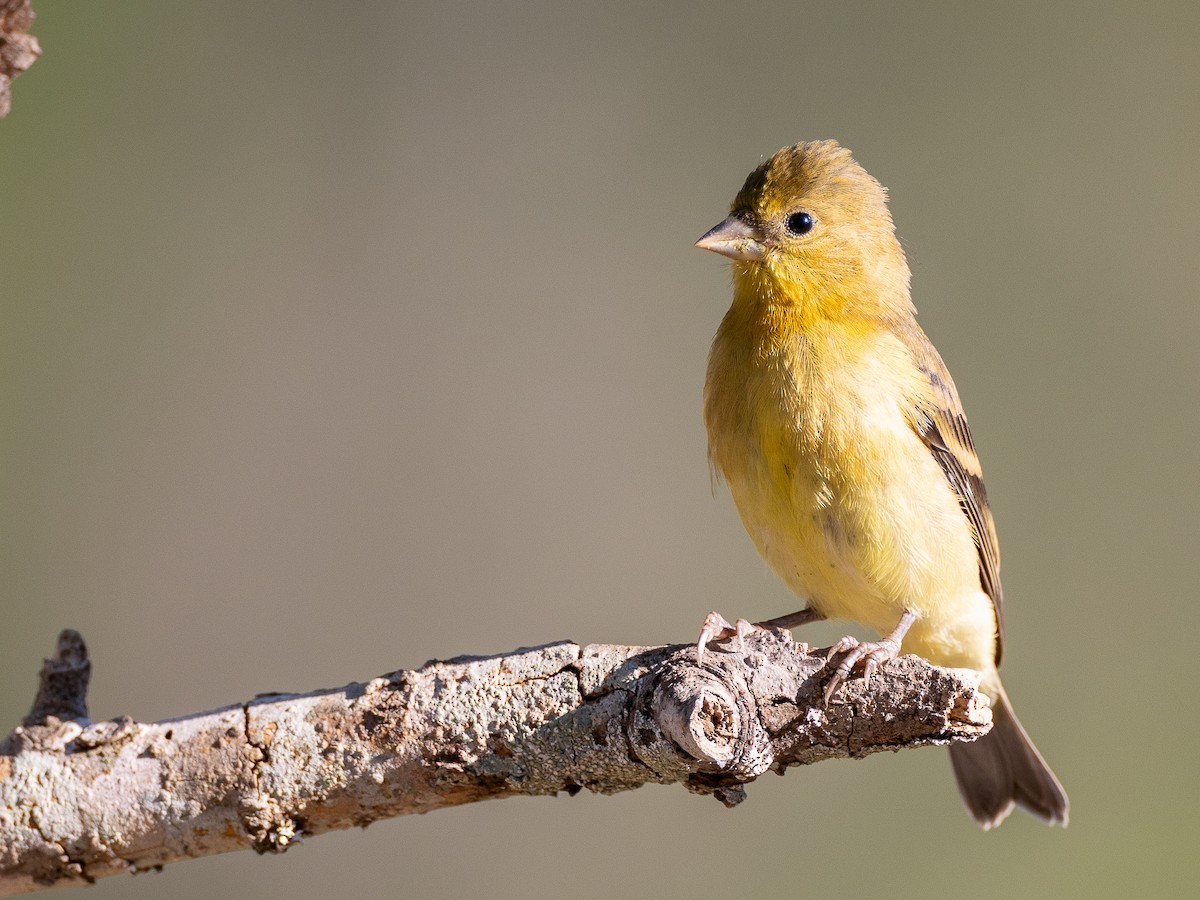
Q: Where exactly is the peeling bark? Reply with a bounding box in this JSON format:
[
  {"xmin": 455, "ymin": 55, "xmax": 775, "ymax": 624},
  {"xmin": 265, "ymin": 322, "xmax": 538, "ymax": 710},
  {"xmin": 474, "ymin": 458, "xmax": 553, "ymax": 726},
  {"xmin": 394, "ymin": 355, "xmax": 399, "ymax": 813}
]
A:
[{"xmin": 0, "ymin": 628, "xmax": 991, "ymax": 895}]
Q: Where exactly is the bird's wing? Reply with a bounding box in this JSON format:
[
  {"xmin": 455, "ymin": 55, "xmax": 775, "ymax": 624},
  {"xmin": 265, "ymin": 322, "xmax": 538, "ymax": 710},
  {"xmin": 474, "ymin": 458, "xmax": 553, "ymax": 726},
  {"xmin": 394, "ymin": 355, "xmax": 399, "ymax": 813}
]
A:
[{"xmin": 905, "ymin": 338, "xmax": 1004, "ymax": 665}]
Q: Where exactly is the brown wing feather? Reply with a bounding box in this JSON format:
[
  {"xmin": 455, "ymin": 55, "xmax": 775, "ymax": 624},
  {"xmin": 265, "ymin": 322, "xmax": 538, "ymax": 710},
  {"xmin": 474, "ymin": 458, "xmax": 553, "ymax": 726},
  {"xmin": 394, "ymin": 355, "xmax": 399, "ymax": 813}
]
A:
[{"xmin": 913, "ymin": 355, "xmax": 1005, "ymax": 665}]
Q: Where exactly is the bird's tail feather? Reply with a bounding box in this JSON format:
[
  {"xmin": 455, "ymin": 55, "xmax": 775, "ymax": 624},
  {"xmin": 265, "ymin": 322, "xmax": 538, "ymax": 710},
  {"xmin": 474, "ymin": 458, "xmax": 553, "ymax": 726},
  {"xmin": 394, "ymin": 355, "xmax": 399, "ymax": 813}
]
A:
[{"xmin": 949, "ymin": 681, "xmax": 1068, "ymax": 829}]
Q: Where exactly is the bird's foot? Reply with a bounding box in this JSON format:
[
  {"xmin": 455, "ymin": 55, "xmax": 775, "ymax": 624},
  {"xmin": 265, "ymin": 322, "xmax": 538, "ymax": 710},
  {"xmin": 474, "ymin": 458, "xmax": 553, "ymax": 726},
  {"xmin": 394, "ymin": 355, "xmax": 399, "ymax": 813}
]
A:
[
  {"xmin": 695, "ymin": 611, "xmax": 755, "ymax": 664},
  {"xmin": 823, "ymin": 635, "xmax": 902, "ymax": 704},
  {"xmin": 822, "ymin": 610, "xmax": 917, "ymax": 703},
  {"xmin": 696, "ymin": 607, "xmax": 826, "ymax": 664}
]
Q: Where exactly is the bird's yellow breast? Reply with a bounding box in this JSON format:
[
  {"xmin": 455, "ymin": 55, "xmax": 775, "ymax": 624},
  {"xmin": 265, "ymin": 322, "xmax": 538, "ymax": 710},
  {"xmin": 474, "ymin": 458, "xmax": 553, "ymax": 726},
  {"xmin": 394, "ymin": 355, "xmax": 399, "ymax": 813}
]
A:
[{"xmin": 704, "ymin": 287, "xmax": 994, "ymax": 667}]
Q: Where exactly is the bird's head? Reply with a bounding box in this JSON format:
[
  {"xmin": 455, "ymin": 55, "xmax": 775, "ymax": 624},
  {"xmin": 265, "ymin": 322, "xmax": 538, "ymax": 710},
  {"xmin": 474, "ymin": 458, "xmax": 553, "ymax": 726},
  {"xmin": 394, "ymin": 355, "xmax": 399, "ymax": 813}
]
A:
[{"xmin": 697, "ymin": 140, "xmax": 911, "ymax": 314}]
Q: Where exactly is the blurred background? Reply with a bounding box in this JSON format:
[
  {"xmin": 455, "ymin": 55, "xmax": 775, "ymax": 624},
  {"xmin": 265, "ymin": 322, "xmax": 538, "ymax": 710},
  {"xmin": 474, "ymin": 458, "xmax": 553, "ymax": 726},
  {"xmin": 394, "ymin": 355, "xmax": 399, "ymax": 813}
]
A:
[{"xmin": 2, "ymin": 2, "xmax": 1197, "ymax": 897}]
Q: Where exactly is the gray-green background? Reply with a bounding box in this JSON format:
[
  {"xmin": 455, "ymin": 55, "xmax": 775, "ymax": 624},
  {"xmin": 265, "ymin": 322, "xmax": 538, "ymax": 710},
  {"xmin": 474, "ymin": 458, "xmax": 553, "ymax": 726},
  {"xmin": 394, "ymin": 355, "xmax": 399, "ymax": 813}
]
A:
[{"xmin": 3, "ymin": 2, "xmax": 1197, "ymax": 897}]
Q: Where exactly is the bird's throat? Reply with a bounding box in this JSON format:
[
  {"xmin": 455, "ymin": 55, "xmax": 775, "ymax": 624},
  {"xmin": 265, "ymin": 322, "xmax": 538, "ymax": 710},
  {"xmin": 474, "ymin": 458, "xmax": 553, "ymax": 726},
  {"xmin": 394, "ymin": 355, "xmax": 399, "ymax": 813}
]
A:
[
  {"xmin": 731, "ymin": 260, "xmax": 902, "ymax": 348},
  {"xmin": 730, "ymin": 263, "xmax": 837, "ymax": 350}
]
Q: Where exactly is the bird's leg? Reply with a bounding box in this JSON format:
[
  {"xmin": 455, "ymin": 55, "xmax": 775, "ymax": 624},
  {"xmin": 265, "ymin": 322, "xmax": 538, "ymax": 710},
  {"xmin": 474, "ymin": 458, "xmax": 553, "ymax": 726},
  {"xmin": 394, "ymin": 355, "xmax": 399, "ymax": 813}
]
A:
[
  {"xmin": 823, "ymin": 610, "xmax": 917, "ymax": 704},
  {"xmin": 757, "ymin": 607, "xmax": 826, "ymax": 630},
  {"xmin": 695, "ymin": 607, "xmax": 825, "ymax": 664}
]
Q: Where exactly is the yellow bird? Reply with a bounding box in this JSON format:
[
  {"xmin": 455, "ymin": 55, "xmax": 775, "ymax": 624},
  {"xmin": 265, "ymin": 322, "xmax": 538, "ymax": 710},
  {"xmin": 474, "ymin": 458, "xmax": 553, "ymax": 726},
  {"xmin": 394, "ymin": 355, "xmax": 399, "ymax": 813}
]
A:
[{"xmin": 695, "ymin": 140, "xmax": 1067, "ymax": 829}]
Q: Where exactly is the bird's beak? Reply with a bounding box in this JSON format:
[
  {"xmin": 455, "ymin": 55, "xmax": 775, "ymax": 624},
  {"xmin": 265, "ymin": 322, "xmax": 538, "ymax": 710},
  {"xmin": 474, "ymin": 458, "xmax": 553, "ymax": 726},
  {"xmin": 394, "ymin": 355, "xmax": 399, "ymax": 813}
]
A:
[{"xmin": 695, "ymin": 214, "xmax": 766, "ymax": 261}]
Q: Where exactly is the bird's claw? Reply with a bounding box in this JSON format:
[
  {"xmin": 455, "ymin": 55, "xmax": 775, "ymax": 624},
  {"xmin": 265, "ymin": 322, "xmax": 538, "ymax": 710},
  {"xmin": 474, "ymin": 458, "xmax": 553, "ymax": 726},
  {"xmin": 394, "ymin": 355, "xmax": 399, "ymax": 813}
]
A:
[
  {"xmin": 823, "ymin": 636, "xmax": 902, "ymax": 704},
  {"xmin": 696, "ymin": 611, "xmax": 755, "ymax": 664}
]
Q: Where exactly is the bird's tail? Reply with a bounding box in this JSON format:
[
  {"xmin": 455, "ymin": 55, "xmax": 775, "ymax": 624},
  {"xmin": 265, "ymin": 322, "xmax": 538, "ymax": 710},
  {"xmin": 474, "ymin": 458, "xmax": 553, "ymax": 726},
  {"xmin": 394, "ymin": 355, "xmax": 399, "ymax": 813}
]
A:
[{"xmin": 949, "ymin": 678, "xmax": 1068, "ymax": 829}]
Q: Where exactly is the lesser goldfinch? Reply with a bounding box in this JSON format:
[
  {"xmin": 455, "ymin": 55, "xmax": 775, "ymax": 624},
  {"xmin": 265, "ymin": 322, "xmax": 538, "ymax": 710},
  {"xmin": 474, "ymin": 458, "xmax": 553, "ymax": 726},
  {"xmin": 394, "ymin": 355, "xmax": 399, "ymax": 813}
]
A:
[{"xmin": 695, "ymin": 140, "xmax": 1067, "ymax": 829}]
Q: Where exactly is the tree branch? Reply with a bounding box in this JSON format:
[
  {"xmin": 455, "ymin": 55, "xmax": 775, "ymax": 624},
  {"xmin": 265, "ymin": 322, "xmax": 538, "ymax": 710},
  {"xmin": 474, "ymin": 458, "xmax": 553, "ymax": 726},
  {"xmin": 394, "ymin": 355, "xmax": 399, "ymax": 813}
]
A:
[
  {"xmin": 0, "ymin": 0, "xmax": 40, "ymax": 118},
  {"xmin": 0, "ymin": 627, "xmax": 991, "ymax": 895}
]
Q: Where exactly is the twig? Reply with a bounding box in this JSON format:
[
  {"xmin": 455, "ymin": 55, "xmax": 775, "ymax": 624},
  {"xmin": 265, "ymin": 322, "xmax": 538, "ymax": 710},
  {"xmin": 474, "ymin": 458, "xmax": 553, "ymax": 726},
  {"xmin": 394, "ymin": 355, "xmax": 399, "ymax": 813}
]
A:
[
  {"xmin": 0, "ymin": 0, "xmax": 40, "ymax": 118},
  {"xmin": 0, "ymin": 628, "xmax": 991, "ymax": 895}
]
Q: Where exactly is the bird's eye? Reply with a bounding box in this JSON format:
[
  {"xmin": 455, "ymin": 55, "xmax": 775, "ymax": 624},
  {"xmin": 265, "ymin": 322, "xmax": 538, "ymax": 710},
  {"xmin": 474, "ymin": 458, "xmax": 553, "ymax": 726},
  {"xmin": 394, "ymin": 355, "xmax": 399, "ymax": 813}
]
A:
[{"xmin": 785, "ymin": 212, "xmax": 814, "ymax": 235}]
